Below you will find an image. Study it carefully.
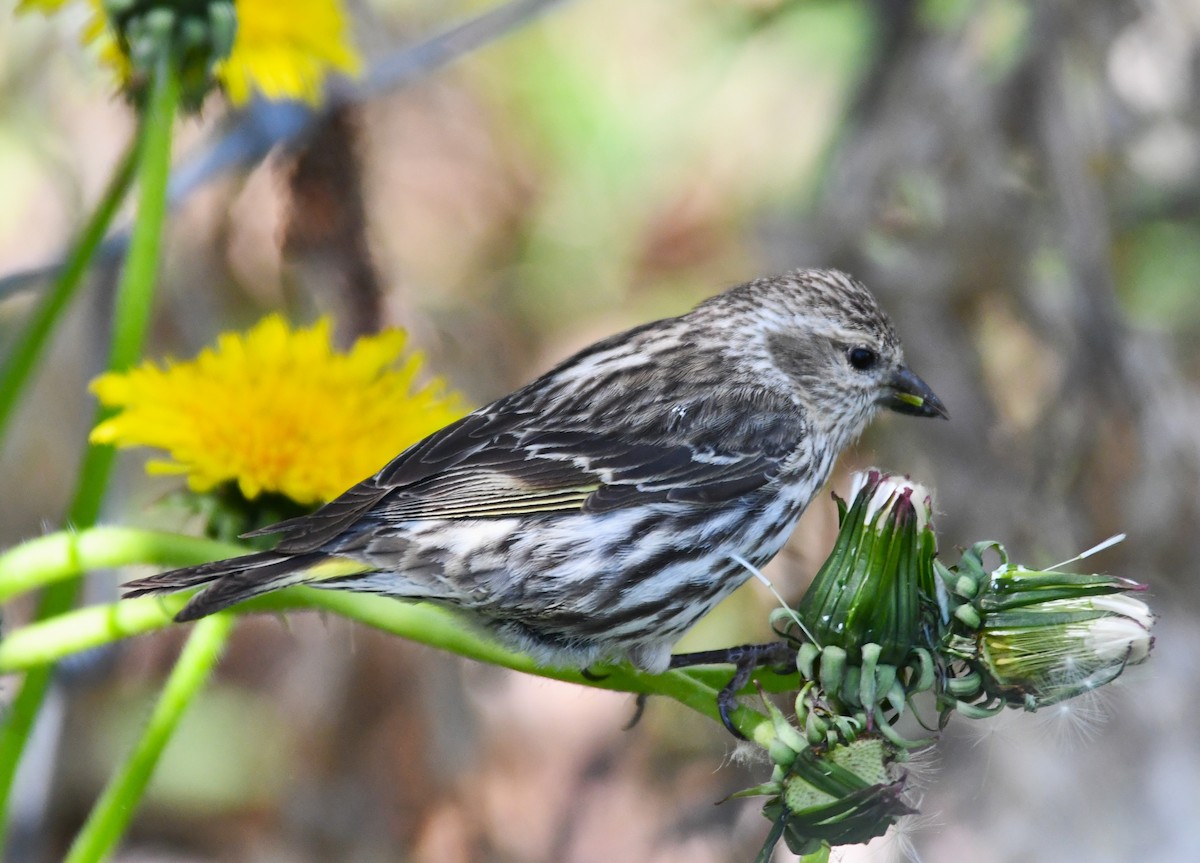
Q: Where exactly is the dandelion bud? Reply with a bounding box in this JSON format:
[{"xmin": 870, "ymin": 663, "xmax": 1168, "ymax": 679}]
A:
[
  {"xmin": 101, "ymin": 0, "xmax": 237, "ymax": 108},
  {"xmin": 939, "ymin": 542, "xmax": 1155, "ymax": 711},
  {"xmin": 795, "ymin": 470, "xmax": 938, "ymax": 667}
]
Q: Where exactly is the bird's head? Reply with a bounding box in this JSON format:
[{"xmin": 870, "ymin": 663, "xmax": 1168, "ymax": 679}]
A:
[{"xmin": 697, "ymin": 269, "xmax": 948, "ymax": 446}]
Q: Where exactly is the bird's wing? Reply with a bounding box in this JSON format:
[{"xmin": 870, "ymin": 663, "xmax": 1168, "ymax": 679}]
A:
[{"xmin": 259, "ymin": 390, "xmax": 804, "ymax": 553}]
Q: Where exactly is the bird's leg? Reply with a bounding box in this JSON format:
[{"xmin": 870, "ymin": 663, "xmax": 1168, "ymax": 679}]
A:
[{"xmin": 669, "ymin": 642, "xmax": 797, "ymax": 738}]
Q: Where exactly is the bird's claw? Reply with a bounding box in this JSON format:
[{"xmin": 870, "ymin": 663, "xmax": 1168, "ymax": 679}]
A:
[{"xmin": 670, "ymin": 641, "xmax": 798, "ymax": 739}]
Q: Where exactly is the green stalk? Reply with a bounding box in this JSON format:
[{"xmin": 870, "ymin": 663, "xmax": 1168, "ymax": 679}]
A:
[
  {"xmin": 0, "ymin": 142, "xmax": 139, "ymax": 447},
  {"xmin": 68, "ymin": 59, "xmax": 180, "ymax": 529},
  {"xmin": 63, "ymin": 614, "xmax": 234, "ymax": 863},
  {"xmin": 0, "ymin": 61, "xmax": 180, "ymax": 852},
  {"xmin": 0, "ymin": 526, "xmax": 778, "ymax": 738},
  {"xmin": 0, "ymin": 528, "xmax": 244, "ymax": 603},
  {"xmin": 0, "ymin": 667, "xmax": 52, "ymax": 851},
  {"xmin": 0, "ymin": 587, "xmax": 771, "ymax": 737}
]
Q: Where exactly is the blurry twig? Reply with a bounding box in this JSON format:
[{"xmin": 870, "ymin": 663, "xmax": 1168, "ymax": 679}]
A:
[
  {"xmin": 0, "ymin": 0, "xmax": 577, "ymax": 302},
  {"xmin": 353, "ymin": 0, "xmax": 574, "ymax": 101},
  {"xmin": 283, "ymin": 106, "xmax": 383, "ymax": 342}
]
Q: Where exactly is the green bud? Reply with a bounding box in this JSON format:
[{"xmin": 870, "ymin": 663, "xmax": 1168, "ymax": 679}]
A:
[
  {"xmin": 99, "ymin": 0, "xmax": 243, "ymax": 111},
  {"xmin": 954, "ymin": 603, "xmax": 982, "ymax": 629},
  {"xmin": 938, "ymin": 542, "xmax": 1155, "ymax": 711},
  {"xmin": 208, "ymin": 2, "xmax": 237, "ymax": 60},
  {"xmin": 795, "ymin": 470, "xmax": 938, "ymax": 667},
  {"xmin": 818, "ymin": 645, "xmax": 847, "ymax": 696},
  {"xmin": 909, "ymin": 647, "xmax": 936, "ymax": 692},
  {"xmin": 945, "ymin": 669, "xmax": 983, "ymax": 698},
  {"xmin": 768, "ymin": 737, "xmax": 799, "ymax": 770},
  {"xmin": 841, "ymin": 663, "xmax": 861, "ymax": 707},
  {"xmin": 979, "ymin": 593, "xmax": 1153, "ymax": 707},
  {"xmin": 793, "ymin": 682, "xmax": 816, "ymax": 723},
  {"xmin": 771, "ymin": 710, "xmax": 810, "ymax": 757},
  {"xmin": 883, "ymin": 674, "xmax": 906, "ymax": 715},
  {"xmin": 179, "ymin": 16, "xmax": 210, "ymax": 51},
  {"xmin": 858, "ymin": 643, "xmax": 882, "ymax": 709},
  {"xmin": 831, "ymin": 714, "xmax": 862, "ymax": 740},
  {"xmin": 804, "ymin": 711, "xmax": 827, "ymax": 745},
  {"xmin": 142, "ymin": 8, "xmax": 175, "ymax": 41},
  {"xmin": 797, "ymin": 641, "xmax": 820, "ymax": 679}
]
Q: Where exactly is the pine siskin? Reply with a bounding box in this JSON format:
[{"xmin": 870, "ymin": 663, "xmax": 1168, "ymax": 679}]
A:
[{"xmin": 125, "ymin": 269, "xmax": 947, "ymax": 674}]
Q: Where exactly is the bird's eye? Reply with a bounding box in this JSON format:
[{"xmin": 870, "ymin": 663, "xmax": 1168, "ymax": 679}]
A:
[{"xmin": 847, "ymin": 347, "xmax": 878, "ymax": 371}]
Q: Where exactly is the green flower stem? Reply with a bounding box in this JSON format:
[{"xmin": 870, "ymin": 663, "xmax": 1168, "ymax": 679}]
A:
[
  {"xmin": 0, "ymin": 525, "xmax": 780, "ymax": 738},
  {"xmin": 63, "ymin": 613, "xmax": 234, "ymax": 863},
  {"xmin": 0, "ymin": 61, "xmax": 180, "ymax": 852},
  {"xmin": 0, "ymin": 594, "xmax": 186, "ymax": 668},
  {"xmin": 272, "ymin": 588, "xmax": 777, "ymax": 734},
  {"xmin": 0, "ymin": 528, "xmax": 244, "ymax": 603},
  {"xmin": 68, "ymin": 58, "xmax": 180, "ymax": 530},
  {"xmin": 0, "ymin": 142, "xmax": 140, "ymax": 448},
  {"xmin": 0, "ymin": 669, "xmax": 50, "ymax": 852},
  {"xmin": 0, "ymin": 587, "xmax": 774, "ymax": 738}
]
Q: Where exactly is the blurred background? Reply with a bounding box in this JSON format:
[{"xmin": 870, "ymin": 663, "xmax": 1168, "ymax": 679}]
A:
[{"xmin": 2, "ymin": 0, "xmax": 1199, "ymax": 860}]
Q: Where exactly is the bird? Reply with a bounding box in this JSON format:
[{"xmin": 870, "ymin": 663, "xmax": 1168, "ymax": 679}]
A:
[{"xmin": 125, "ymin": 268, "xmax": 947, "ymax": 679}]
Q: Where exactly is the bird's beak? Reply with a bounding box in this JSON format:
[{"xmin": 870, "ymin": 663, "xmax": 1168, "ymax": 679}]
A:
[{"xmin": 881, "ymin": 366, "xmax": 949, "ymax": 419}]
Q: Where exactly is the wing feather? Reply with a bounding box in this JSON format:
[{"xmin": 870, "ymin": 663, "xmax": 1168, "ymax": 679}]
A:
[{"xmin": 259, "ymin": 384, "xmax": 805, "ymax": 554}]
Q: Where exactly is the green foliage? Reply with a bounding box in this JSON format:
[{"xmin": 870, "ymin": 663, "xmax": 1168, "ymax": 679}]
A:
[{"xmin": 1118, "ymin": 220, "xmax": 1200, "ymax": 327}]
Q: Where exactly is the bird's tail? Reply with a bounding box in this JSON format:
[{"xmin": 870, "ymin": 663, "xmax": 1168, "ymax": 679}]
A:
[{"xmin": 123, "ymin": 552, "xmax": 370, "ymax": 622}]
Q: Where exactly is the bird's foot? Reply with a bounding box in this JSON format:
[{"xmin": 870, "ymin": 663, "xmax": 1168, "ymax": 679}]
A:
[{"xmin": 669, "ymin": 642, "xmax": 797, "ymax": 738}]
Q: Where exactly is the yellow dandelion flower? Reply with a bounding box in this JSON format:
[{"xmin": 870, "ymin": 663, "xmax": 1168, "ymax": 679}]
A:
[
  {"xmin": 90, "ymin": 316, "xmax": 467, "ymax": 505},
  {"xmin": 19, "ymin": 0, "xmax": 361, "ymax": 106},
  {"xmin": 218, "ymin": 0, "xmax": 362, "ymax": 105}
]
